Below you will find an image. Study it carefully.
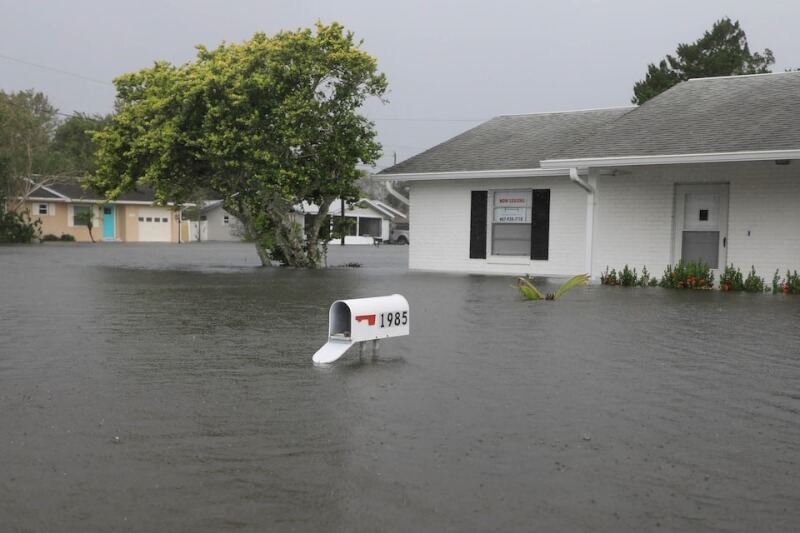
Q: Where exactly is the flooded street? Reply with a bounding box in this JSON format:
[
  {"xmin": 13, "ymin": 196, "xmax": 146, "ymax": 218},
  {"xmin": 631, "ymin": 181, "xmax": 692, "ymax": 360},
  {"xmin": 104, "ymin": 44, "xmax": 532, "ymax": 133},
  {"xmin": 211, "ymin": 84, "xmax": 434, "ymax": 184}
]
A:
[{"xmin": 1, "ymin": 242, "xmax": 799, "ymax": 532}]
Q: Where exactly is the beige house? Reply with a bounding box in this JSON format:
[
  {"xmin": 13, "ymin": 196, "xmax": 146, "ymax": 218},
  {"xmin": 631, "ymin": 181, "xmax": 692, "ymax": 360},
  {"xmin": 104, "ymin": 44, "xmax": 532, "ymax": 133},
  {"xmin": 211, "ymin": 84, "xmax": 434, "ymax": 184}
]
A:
[{"xmin": 25, "ymin": 179, "xmax": 182, "ymax": 243}]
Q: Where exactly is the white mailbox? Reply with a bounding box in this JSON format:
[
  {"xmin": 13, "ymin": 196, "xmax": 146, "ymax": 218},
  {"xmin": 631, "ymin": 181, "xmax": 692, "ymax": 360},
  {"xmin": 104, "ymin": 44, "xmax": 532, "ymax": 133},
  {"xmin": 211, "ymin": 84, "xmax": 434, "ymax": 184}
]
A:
[{"xmin": 313, "ymin": 294, "xmax": 409, "ymax": 363}]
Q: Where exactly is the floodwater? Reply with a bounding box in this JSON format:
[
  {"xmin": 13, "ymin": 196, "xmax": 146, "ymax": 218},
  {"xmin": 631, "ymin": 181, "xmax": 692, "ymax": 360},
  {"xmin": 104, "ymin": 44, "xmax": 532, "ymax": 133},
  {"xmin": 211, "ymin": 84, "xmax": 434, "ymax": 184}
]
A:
[{"xmin": 1, "ymin": 242, "xmax": 799, "ymax": 533}]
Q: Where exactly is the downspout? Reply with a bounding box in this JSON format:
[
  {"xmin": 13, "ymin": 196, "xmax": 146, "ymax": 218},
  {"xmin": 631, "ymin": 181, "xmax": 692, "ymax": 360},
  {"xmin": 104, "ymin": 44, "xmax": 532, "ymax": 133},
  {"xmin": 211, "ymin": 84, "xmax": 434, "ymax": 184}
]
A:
[
  {"xmin": 569, "ymin": 168, "xmax": 595, "ymax": 279},
  {"xmin": 384, "ymin": 181, "xmax": 410, "ymax": 207}
]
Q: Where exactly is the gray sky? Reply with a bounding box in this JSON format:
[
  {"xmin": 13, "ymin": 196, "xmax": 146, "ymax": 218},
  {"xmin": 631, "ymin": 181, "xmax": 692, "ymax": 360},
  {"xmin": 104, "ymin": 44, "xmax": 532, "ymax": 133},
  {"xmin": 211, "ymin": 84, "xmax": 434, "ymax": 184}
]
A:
[{"xmin": 2, "ymin": 0, "xmax": 799, "ymax": 171}]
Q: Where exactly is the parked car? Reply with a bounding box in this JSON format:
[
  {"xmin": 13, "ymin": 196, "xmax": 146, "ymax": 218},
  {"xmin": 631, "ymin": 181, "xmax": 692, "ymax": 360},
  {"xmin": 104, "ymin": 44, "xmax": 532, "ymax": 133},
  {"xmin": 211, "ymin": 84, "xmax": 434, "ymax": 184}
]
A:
[{"xmin": 390, "ymin": 222, "xmax": 409, "ymax": 245}]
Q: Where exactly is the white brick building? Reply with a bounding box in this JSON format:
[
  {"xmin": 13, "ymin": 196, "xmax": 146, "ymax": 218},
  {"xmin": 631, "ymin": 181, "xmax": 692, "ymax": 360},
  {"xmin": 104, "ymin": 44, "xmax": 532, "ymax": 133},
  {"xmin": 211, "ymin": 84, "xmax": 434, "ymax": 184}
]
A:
[{"xmin": 377, "ymin": 72, "xmax": 800, "ymax": 282}]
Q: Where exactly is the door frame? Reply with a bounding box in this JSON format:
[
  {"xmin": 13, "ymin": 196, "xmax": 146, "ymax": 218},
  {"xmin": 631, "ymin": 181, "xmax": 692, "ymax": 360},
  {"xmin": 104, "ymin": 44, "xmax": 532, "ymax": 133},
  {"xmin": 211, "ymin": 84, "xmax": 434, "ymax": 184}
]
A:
[{"xmin": 672, "ymin": 183, "xmax": 729, "ymax": 271}]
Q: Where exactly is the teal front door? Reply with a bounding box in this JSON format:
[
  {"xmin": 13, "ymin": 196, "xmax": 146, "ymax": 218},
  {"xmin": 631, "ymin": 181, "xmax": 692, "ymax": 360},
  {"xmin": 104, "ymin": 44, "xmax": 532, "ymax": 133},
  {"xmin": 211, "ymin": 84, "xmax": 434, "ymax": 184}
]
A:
[{"xmin": 102, "ymin": 206, "xmax": 115, "ymax": 240}]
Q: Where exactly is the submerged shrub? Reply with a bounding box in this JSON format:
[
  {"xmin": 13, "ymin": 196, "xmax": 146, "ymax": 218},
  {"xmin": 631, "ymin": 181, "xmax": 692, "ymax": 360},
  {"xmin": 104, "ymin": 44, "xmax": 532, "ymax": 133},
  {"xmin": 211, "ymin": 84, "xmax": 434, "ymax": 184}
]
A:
[
  {"xmin": 743, "ymin": 266, "xmax": 766, "ymax": 292},
  {"xmin": 638, "ymin": 266, "xmax": 658, "ymax": 287},
  {"xmin": 720, "ymin": 265, "xmax": 744, "ymax": 292},
  {"xmin": 601, "ymin": 265, "xmax": 658, "ymax": 287},
  {"xmin": 773, "ymin": 270, "xmax": 800, "ymax": 294},
  {"xmin": 0, "ymin": 209, "xmax": 42, "ymax": 243},
  {"xmin": 721, "ymin": 265, "xmax": 765, "ymax": 292},
  {"xmin": 600, "ymin": 267, "xmax": 619, "ymax": 286},
  {"xmin": 619, "ymin": 265, "xmax": 637, "ymax": 287},
  {"xmin": 659, "ymin": 260, "xmax": 714, "ymax": 290}
]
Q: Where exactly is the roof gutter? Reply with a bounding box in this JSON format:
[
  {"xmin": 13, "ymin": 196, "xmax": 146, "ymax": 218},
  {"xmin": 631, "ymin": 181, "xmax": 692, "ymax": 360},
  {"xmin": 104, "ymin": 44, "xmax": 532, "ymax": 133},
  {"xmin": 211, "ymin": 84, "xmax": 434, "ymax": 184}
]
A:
[
  {"xmin": 374, "ymin": 167, "xmax": 567, "ymax": 182},
  {"xmin": 541, "ymin": 149, "xmax": 800, "ymax": 169}
]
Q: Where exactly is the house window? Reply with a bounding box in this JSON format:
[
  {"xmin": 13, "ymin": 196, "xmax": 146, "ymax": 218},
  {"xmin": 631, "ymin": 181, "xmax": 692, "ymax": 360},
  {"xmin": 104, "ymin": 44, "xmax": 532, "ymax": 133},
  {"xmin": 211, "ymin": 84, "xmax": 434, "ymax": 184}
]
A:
[
  {"xmin": 492, "ymin": 190, "xmax": 532, "ymax": 256},
  {"xmin": 38, "ymin": 203, "xmax": 50, "ymax": 215},
  {"xmin": 72, "ymin": 205, "xmax": 92, "ymax": 226},
  {"xmin": 222, "ymin": 215, "xmax": 230, "ymax": 226},
  {"xmin": 469, "ymin": 189, "xmax": 550, "ymax": 260}
]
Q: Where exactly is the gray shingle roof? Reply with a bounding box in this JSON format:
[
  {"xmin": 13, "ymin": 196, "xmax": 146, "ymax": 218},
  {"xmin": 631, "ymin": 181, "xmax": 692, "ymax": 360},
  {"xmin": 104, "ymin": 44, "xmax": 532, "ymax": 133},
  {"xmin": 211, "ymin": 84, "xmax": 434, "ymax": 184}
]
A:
[
  {"xmin": 379, "ymin": 107, "xmax": 633, "ymax": 175},
  {"xmin": 549, "ymin": 71, "xmax": 800, "ymax": 161},
  {"xmin": 30, "ymin": 178, "xmax": 158, "ymax": 203}
]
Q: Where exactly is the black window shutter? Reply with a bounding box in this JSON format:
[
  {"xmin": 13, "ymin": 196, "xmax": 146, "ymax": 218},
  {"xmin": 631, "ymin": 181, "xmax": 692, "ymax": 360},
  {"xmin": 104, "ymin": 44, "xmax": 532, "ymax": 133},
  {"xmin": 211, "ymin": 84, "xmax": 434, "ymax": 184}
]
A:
[
  {"xmin": 530, "ymin": 189, "xmax": 550, "ymax": 260},
  {"xmin": 469, "ymin": 191, "xmax": 488, "ymax": 259}
]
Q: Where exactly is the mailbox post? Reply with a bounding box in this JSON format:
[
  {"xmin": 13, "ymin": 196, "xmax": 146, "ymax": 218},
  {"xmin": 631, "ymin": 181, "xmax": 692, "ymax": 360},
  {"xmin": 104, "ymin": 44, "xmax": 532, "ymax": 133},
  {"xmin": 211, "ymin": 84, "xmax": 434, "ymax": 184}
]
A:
[{"xmin": 313, "ymin": 294, "xmax": 409, "ymax": 363}]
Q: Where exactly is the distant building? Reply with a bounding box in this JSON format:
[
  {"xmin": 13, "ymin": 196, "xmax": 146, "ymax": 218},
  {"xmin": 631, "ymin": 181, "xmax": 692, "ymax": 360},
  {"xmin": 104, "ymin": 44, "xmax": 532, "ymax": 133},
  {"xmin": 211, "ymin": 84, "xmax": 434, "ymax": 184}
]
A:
[
  {"xmin": 185, "ymin": 198, "xmax": 407, "ymax": 245},
  {"xmin": 24, "ymin": 179, "xmax": 182, "ymax": 243}
]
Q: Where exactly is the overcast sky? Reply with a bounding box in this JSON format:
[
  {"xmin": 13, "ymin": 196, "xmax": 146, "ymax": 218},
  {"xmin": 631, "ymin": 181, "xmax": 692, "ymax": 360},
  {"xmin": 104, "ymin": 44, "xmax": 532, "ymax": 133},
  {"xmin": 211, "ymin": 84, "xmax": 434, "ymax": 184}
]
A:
[{"xmin": 2, "ymin": 0, "xmax": 799, "ymax": 171}]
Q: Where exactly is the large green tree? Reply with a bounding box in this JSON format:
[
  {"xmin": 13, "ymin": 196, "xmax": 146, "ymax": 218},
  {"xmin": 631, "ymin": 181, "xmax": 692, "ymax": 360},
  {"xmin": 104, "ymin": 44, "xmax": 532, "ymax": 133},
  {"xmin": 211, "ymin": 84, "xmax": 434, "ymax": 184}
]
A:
[
  {"xmin": 0, "ymin": 89, "xmax": 62, "ymax": 212},
  {"xmin": 52, "ymin": 112, "xmax": 112, "ymax": 174},
  {"xmin": 632, "ymin": 17, "xmax": 774, "ymax": 105},
  {"xmin": 89, "ymin": 22, "xmax": 388, "ymax": 266}
]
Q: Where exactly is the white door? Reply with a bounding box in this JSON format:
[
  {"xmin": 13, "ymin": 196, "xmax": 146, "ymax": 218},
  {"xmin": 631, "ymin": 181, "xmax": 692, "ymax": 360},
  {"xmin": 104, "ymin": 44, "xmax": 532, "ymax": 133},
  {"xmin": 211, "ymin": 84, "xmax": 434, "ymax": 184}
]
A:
[
  {"xmin": 137, "ymin": 208, "xmax": 171, "ymax": 242},
  {"xmin": 673, "ymin": 184, "xmax": 729, "ymax": 269}
]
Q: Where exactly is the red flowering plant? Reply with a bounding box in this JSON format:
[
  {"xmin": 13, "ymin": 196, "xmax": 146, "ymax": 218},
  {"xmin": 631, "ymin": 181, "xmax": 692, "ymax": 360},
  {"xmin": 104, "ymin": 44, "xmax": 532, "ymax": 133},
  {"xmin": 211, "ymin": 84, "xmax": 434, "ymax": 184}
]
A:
[
  {"xmin": 659, "ymin": 260, "xmax": 714, "ymax": 290},
  {"xmin": 772, "ymin": 269, "xmax": 800, "ymax": 294}
]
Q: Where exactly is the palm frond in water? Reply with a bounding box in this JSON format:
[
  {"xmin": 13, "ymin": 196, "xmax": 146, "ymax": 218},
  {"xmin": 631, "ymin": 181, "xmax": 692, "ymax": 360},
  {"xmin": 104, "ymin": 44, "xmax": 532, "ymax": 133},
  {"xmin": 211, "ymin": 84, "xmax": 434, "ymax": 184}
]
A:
[
  {"xmin": 554, "ymin": 273, "xmax": 590, "ymax": 300},
  {"xmin": 513, "ymin": 274, "xmax": 589, "ymax": 301},
  {"xmin": 512, "ymin": 277, "xmax": 545, "ymax": 300}
]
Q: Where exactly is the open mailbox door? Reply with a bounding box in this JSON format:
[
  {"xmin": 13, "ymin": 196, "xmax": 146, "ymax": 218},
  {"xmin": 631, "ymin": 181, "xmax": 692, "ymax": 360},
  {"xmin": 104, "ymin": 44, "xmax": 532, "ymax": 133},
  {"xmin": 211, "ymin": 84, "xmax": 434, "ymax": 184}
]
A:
[{"xmin": 313, "ymin": 294, "xmax": 409, "ymax": 363}]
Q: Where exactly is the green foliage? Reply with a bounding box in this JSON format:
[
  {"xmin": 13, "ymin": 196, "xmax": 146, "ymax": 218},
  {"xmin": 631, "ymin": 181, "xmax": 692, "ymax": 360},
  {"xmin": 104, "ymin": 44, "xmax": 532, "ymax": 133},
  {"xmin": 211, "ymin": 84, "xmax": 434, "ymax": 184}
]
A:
[
  {"xmin": 720, "ymin": 265, "xmax": 766, "ymax": 292},
  {"xmin": 632, "ymin": 17, "xmax": 774, "ymax": 104},
  {"xmin": 88, "ymin": 22, "xmax": 388, "ymax": 267},
  {"xmin": 719, "ymin": 265, "xmax": 744, "ymax": 292},
  {"xmin": 0, "ymin": 167, "xmax": 41, "ymax": 243},
  {"xmin": 0, "ymin": 208, "xmax": 42, "ymax": 243},
  {"xmin": 659, "ymin": 260, "xmax": 714, "ymax": 290},
  {"xmin": 41, "ymin": 233, "xmax": 76, "ymax": 242},
  {"xmin": 773, "ymin": 270, "xmax": 800, "ymax": 294},
  {"xmin": 0, "ymin": 90, "xmax": 62, "ymax": 211},
  {"xmin": 72, "ymin": 206, "xmax": 95, "ymax": 243},
  {"xmin": 743, "ymin": 266, "xmax": 766, "ymax": 292},
  {"xmin": 638, "ymin": 266, "xmax": 658, "ymax": 287},
  {"xmin": 52, "ymin": 112, "xmax": 111, "ymax": 174},
  {"xmin": 513, "ymin": 274, "xmax": 589, "ymax": 301},
  {"xmin": 600, "ymin": 265, "xmax": 657, "ymax": 287},
  {"xmin": 600, "ymin": 266, "xmax": 619, "ymax": 286},
  {"xmin": 513, "ymin": 277, "xmax": 544, "ymax": 301},
  {"xmin": 619, "ymin": 265, "xmax": 637, "ymax": 287}
]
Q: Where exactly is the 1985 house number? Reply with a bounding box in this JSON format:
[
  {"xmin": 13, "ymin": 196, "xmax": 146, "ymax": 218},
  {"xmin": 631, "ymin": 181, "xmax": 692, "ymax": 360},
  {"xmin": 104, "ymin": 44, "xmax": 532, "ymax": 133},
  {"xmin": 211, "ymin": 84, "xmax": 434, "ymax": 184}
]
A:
[{"xmin": 379, "ymin": 311, "xmax": 408, "ymax": 328}]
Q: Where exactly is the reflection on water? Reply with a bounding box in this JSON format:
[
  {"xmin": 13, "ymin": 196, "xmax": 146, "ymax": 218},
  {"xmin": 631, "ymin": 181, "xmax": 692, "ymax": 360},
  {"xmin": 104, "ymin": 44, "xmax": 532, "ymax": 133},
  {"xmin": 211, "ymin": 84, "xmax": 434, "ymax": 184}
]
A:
[{"xmin": 1, "ymin": 243, "xmax": 799, "ymax": 532}]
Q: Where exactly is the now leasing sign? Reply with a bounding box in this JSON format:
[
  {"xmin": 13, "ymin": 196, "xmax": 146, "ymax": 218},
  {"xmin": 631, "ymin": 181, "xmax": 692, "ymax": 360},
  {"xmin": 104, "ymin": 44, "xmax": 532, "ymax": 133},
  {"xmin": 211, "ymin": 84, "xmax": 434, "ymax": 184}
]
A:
[{"xmin": 493, "ymin": 190, "xmax": 532, "ymax": 223}]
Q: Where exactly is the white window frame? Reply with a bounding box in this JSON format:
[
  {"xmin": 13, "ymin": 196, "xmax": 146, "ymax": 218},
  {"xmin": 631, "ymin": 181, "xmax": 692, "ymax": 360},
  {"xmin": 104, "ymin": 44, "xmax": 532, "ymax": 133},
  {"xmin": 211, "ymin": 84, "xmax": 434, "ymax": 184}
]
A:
[{"xmin": 489, "ymin": 190, "xmax": 532, "ymax": 259}]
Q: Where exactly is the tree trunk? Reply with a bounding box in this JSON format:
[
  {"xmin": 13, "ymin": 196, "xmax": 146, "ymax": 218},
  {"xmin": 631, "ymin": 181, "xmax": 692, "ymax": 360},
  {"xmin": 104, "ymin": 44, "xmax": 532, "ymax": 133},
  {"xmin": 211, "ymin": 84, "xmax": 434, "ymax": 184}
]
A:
[
  {"xmin": 254, "ymin": 240, "xmax": 273, "ymax": 266},
  {"xmin": 226, "ymin": 195, "xmax": 335, "ymax": 268}
]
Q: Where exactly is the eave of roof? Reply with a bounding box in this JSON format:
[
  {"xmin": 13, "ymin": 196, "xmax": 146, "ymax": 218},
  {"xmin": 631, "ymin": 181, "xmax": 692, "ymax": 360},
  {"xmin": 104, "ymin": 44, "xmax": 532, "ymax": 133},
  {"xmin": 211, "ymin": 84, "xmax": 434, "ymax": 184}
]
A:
[
  {"xmin": 541, "ymin": 149, "xmax": 800, "ymax": 169},
  {"xmin": 374, "ymin": 167, "xmax": 569, "ymax": 182}
]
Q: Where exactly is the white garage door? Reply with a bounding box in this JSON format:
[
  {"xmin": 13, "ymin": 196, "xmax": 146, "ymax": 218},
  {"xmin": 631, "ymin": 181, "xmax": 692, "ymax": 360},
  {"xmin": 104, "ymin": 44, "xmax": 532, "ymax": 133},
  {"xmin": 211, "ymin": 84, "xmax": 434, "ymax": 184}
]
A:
[{"xmin": 137, "ymin": 208, "xmax": 171, "ymax": 242}]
